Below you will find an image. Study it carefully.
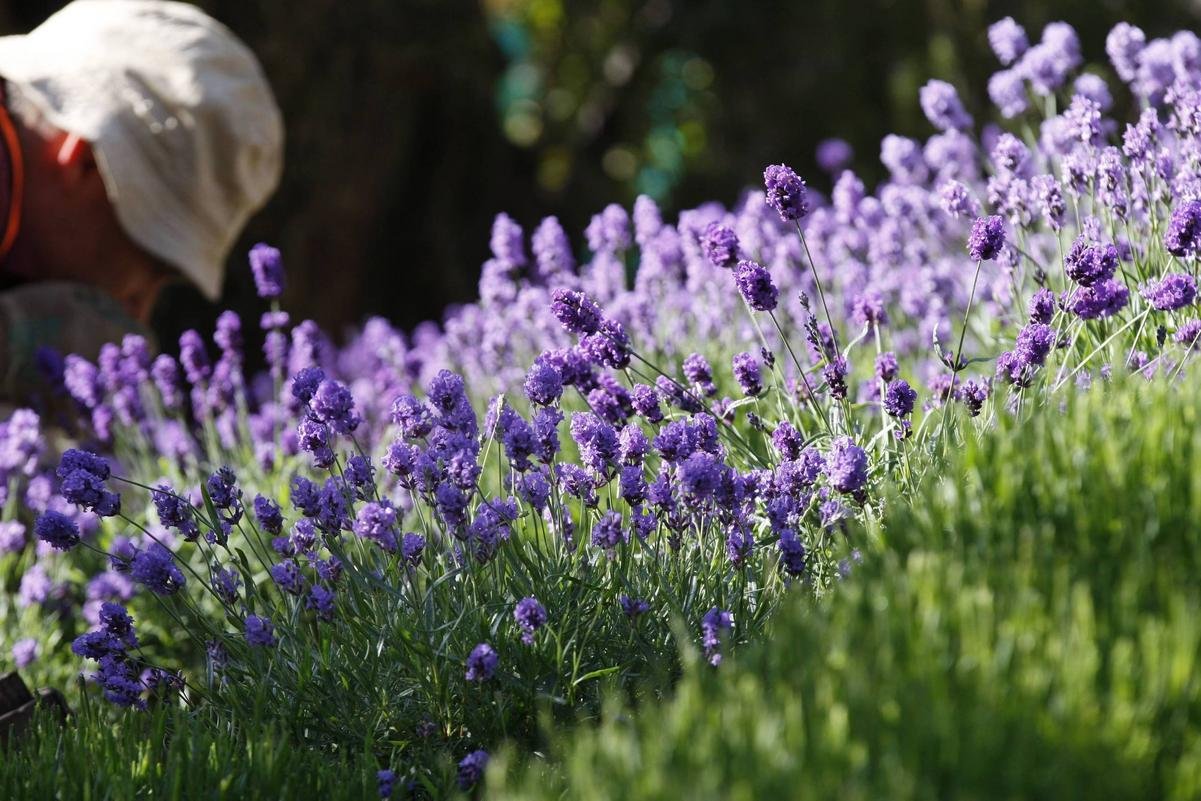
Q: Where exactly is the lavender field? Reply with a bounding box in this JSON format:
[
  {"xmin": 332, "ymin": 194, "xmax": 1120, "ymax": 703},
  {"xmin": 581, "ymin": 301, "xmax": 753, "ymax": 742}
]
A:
[{"xmin": 3, "ymin": 15, "xmax": 1201, "ymax": 799}]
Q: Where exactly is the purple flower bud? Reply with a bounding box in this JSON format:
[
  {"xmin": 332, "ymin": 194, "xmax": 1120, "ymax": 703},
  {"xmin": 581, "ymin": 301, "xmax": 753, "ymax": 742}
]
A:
[
  {"xmin": 457, "ymin": 750, "xmax": 490, "ymax": 790},
  {"xmin": 883, "ymin": 379, "xmax": 917, "ymax": 418},
  {"xmin": 465, "ymin": 643, "xmax": 498, "ymax": 682},
  {"xmin": 514, "ymin": 596, "xmax": 548, "ymax": 644},
  {"xmin": 1143, "ymin": 273, "xmax": 1198, "ymax": 312},
  {"xmin": 825, "ymin": 437, "xmax": 868, "ymax": 494},
  {"xmin": 700, "ymin": 222, "xmax": 740, "ymax": 269},
  {"xmin": 763, "ymin": 164, "xmax": 809, "ymax": 221},
  {"xmin": 734, "ymin": 260, "xmax": 779, "ymax": 312},
  {"xmin": 249, "ymin": 243, "xmax": 286, "ymax": 299},
  {"xmin": 989, "ymin": 17, "xmax": 1028, "ymax": 65},
  {"xmin": 34, "ymin": 510, "xmax": 80, "ymax": 551},
  {"xmin": 732, "ymin": 352, "xmax": 763, "ymax": 397},
  {"xmin": 967, "ymin": 215, "xmax": 1006, "ymax": 261},
  {"xmin": 550, "ymin": 288, "xmax": 603, "ymax": 335},
  {"xmin": 245, "ymin": 615, "xmax": 277, "ymax": 647}
]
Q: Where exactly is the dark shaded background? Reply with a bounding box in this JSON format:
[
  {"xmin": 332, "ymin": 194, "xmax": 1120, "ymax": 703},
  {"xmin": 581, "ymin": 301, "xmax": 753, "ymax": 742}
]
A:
[{"xmin": 2, "ymin": 0, "xmax": 1199, "ymax": 347}]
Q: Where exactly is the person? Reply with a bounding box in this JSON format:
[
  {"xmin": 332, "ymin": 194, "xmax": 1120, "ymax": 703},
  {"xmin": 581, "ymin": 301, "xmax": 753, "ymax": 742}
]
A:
[{"xmin": 0, "ymin": 0, "xmax": 283, "ymax": 400}]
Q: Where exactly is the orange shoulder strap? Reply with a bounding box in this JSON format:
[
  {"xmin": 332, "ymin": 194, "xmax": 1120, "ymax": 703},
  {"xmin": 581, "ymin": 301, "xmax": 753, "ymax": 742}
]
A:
[{"xmin": 0, "ymin": 96, "xmax": 24, "ymax": 261}]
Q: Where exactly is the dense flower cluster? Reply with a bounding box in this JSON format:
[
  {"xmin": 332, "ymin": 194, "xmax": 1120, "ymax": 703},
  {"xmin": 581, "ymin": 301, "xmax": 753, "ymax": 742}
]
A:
[{"xmin": 4, "ymin": 15, "xmax": 1201, "ymax": 794}]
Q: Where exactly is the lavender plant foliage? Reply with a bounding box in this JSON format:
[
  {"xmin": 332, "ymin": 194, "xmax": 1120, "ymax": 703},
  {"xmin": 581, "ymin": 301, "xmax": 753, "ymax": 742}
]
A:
[{"xmin": 6, "ymin": 16, "xmax": 1201, "ymax": 795}]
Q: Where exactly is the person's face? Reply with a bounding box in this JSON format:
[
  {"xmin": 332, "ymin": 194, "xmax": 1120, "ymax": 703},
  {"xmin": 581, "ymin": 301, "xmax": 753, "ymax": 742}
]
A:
[{"xmin": 5, "ymin": 122, "xmax": 170, "ymax": 322}]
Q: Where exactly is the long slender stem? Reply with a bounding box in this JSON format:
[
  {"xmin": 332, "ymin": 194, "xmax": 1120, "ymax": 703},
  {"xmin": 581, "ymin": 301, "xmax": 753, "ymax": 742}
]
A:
[
  {"xmin": 795, "ymin": 223, "xmax": 840, "ymax": 352},
  {"xmin": 940, "ymin": 259, "xmax": 984, "ymax": 454}
]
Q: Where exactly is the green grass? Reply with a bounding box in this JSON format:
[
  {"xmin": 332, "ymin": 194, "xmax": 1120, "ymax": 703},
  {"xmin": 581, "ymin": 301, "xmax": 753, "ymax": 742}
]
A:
[
  {"xmin": 7, "ymin": 375, "xmax": 1201, "ymax": 799},
  {"xmin": 484, "ymin": 375, "xmax": 1201, "ymax": 800}
]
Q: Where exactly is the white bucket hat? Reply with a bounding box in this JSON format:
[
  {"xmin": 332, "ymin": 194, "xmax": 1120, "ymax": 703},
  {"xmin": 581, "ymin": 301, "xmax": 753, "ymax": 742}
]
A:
[{"xmin": 0, "ymin": 0, "xmax": 284, "ymax": 299}]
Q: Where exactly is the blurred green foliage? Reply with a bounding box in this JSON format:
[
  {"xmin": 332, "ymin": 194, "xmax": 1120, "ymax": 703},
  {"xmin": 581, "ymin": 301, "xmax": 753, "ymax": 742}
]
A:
[
  {"xmin": 2, "ymin": 0, "xmax": 1201, "ymax": 338},
  {"xmin": 487, "ymin": 374, "xmax": 1201, "ymax": 800}
]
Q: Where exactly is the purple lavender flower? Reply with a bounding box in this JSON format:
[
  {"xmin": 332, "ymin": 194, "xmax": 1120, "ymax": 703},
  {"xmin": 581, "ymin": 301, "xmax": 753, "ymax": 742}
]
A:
[
  {"xmin": 825, "ymin": 437, "xmax": 868, "ymax": 495},
  {"xmin": 989, "ymin": 16, "xmax": 1028, "ymax": 65},
  {"xmin": 131, "ymin": 544, "xmax": 186, "ymax": 595},
  {"xmin": 291, "ymin": 366, "xmax": 325, "ymax": 405},
  {"xmin": 875, "ymin": 352, "xmax": 898, "ymax": 382},
  {"xmin": 1074, "ymin": 73, "xmax": 1112, "ymax": 111},
  {"xmin": 253, "ymin": 495, "xmax": 284, "ymax": 535},
  {"xmin": 920, "ymin": 79, "xmax": 973, "ymax": 131},
  {"xmin": 550, "ymin": 288, "xmax": 602, "ymax": 335},
  {"xmin": 777, "ymin": 530, "xmax": 806, "ymax": 577},
  {"xmin": 701, "ymin": 222, "xmax": 740, "ymax": 269},
  {"xmin": 1064, "ymin": 236, "xmax": 1119, "ymax": 287},
  {"xmin": 524, "ymin": 360, "xmax": 563, "ymax": 407},
  {"xmin": 586, "ymin": 203, "xmax": 631, "ymax": 254},
  {"xmin": 580, "ymin": 318, "xmax": 632, "ymax": 369},
  {"xmin": 1175, "ymin": 320, "xmax": 1201, "ymax": 345},
  {"xmin": 1032, "ymin": 174, "xmax": 1066, "ymax": 230},
  {"xmin": 763, "ymin": 164, "xmax": 809, "ymax": 221},
  {"xmin": 628, "ymin": 384, "xmax": 662, "ymax": 424},
  {"xmin": 390, "ymin": 395, "xmax": 435, "ymax": 438},
  {"xmin": 457, "ymin": 750, "xmax": 490, "ymax": 790},
  {"xmin": 734, "ymin": 260, "xmax": 779, "ymax": 312},
  {"xmin": 1015, "ymin": 323, "xmax": 1056, "ymax": 367},
  {"xmin": 152, "ymin": 485, "xmax": 199, "ymax": 541},
  {"xmin": 591, "ymin": 509, "xmax": 627, "ymax": 552},
  {"xmin": 465, "ymin": 643, "xmax": 498, "ymax": 682},
  {"xmin": 771, "ymin": 421, "xmax": 803, "ymax": 460},
  {"xmin": 98, "ymin": 602, "xmax": 137, "ymax": 649},
  {"xmin": 883, "ymin": 379, "xmax": 917, "ymax": 418},
  {"xmin": 1066, "ymin": 279, "xmax": 1129, "ymax": 320},
  {"xmin": 620, "ymin": 595, "xmax": 651, "ymax": 619},
  {"xmin": 179, "ymin": 329, "xmax": 211, "ymax": 385},
  {"xmin": 57, "ymin": 449, "xmax": 120, "ymax": 517},
  {"xmin": 354, "ymin": 501, "xmax": 399, "ymax": 551},
  {"xmin": 11, "ymin": 638, "xmax": 38, "ymax": 669},
  {"xmin": 401, "ymin": 532, "xmax": 425, "ymax": 566},
  {"xmin": 1106, "ymin": 22, "xmax": 1145, "ymax": 82},
  {"xmin": 306, "ymin": 585, "xmax": 335, "ymax": 622},
  {"xmin": 1029, "ymin": 288, "xmax": 1056, "ymax": 324},
  {"xmin": 212, "ymin": 567, "xmax": 241, "ymax": 604},
  {"xmin": 968, "ymin": 215, "xmax": 1005, "ymax": 261},
  {"xmin": 270, "ymin": 559, "xmax": 306, "ymax": 596},
  {"xmin": 514, "ymin": 596, "xmax": 548, "ymax": 644},
  {"xmin": 309, "ymin": 379, "xmax": 361, "ymax": 434},
  {"xmin": 34, "ymin": 510, "xmax": 80, "ymax": 551},
  {"xmin": 989, "ymin": 69, "xmax": 1028, "ymax": 118},
  {"xmin": 938, "ymin": 180, "xmax": 977, "ymax": 219},
  {"xmin": 376, "ymin": 769, "xmax": 396, "ymax": 799},
  {"xmin": 823, "ymin": 356, "xmax": 849, "ymax": 401},
  {"xmin": 682, "ymin": 353, "xmax": 717, "ymax": 396},
  {"xmin": 249, "ymin": 243, "xmax": 286, "ymax": 299},
  {"xmin": 700, "ymin": 607, "xmax": 734, "ymax": 666},
  {"xmin": 532, "ymin": 216, "xmax": 575, "ymax": 282},
  {"xmin": 732, "ymin": 352, "xmax": 763, "ymax": 397},
  {"xmin": 570, "ymin": 412, "xmax": 618, "ymax": 475},
  {"xmin": 0, "ymin": 521, "xmax": 25, "ymax": 554},
  {"xmin": 490, "ymin": 212, "xmax": 527, "ymax": 269},
  {"xmin": 958, "ymin": 380, "xmax": 989, "ymax": 416},
  {"xmin": 1165, "ymin": 200, "xmax": 1201, "ymax": 257},
  {"xmin": 726, "ymin": 524, "xmax": 753, "ymax": 567},
  {"xmin": 245, "ymin": 615, "xmax": 277, "ymax": 647},
  {"xmin": 1144, "ymin": 273, "xmax": 1198, "ymax": 311},
  {"xmin": 816, "ymin": 138, "xmax": 853, "ymax": 174},
  {"xmin": 214, "ymin": 311, "xmax": 243, "ymax": 359}
]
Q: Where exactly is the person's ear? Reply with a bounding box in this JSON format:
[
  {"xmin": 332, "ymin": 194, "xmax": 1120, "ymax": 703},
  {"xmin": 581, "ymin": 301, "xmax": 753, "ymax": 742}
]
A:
[{"xmin": 52, "ymin": 133, "xmax": 98, "ymax": 186}]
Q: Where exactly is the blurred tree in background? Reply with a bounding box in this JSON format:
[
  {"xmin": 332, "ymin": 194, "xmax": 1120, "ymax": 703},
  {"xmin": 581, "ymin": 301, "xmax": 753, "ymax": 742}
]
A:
[{"xmin": 2, "ymin": 0, "xmax": 1200, "ymax": 346}]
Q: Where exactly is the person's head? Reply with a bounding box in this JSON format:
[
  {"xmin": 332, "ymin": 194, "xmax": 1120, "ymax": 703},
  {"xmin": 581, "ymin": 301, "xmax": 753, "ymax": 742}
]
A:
[
  {"xmin": 2, "ymin": 88, "xmax": 174, "ymax": 322},
  {"xmin": 0, "ymin": 0, "xmax": 283, "ymax": 322}
]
